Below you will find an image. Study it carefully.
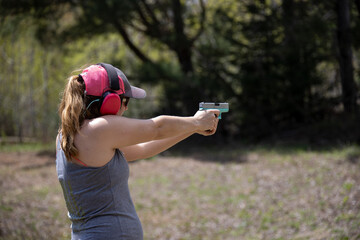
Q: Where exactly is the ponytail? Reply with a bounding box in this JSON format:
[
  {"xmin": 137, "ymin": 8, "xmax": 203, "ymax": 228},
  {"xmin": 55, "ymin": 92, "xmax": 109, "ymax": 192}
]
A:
[{"xmin": 58, "ymin": 75, "xmax": 86, "ymax": 161}]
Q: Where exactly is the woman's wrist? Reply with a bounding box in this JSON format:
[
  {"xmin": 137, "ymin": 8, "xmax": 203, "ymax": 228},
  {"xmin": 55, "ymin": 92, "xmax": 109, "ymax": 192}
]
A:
[{"xmin": 189, "ymin": 116, "xmax": 200, "ymax": 132}]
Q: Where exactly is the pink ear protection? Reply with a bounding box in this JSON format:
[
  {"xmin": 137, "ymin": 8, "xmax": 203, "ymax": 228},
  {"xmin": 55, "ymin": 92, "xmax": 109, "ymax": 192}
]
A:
[
  {"xmin": 97, "ymin": 63, "xmax": 123, "ymax": 115},
  {"xmin": 100, "ymin": 91, "xmax": 121, "ymax": 115}
]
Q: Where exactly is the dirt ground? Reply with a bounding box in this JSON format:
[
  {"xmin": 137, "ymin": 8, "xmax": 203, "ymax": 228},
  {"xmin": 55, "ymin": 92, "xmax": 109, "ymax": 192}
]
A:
[{"xmin": 0, "ymin": 146, "xmax": 360, "ymax": 240}]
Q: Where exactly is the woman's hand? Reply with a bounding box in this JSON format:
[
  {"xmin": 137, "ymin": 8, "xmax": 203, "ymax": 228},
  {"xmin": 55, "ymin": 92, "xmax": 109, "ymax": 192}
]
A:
[{"xmin": 194, "ymin": 110, "xmax": 220, "ymax": 136}]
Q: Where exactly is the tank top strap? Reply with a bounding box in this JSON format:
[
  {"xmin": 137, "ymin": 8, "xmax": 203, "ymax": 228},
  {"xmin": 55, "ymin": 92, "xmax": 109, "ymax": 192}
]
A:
[
  {"xmin": 71, "ymin": 155, "xmax": 88, "ymax": 167},
  {"xmin": 57, "ymin": 133, "xmax": 88, "ymax": 167}
]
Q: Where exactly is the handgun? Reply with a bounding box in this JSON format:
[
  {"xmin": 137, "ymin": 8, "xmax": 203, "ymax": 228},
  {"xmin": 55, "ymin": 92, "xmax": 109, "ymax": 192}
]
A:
[{"xmin": 199, "ymin": 102, "xmax": 229, "ymax": 119}]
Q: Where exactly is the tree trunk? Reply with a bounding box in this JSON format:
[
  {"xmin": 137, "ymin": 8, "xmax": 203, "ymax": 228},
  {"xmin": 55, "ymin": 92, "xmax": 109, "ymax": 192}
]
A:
[
  {"xmin": 172, "ymin": 0, "xmax": 194, "ymax": 74},
  {"xmin": 29, "ymin": 46, "xmax": 35, "ymax": 137},
  {"xmin": 354, "ymin": 0, "xmax": 360, "ymax": 18},
  {"xmin": 336, "ymin": 0, "xmax": 358, "ymax": 114},
  {"xmin": 176, "ymin": 47, "xmax": 193, "ymax": 74},
  {"xmin": 42, "ymin": 53, "xmax": 49, "ymax": 142}
]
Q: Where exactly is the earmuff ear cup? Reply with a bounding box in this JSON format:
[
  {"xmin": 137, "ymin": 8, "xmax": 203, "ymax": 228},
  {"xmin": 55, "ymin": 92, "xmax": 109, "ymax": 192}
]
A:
[{"xmin": 100, "ymin": 92, "xmax": 121, "ymax": 115}]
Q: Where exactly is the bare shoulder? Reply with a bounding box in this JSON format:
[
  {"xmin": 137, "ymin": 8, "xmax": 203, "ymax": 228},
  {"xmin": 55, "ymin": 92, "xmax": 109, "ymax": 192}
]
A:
[
  {"xmin": 73, "ymin": 116, "xmax": 157, "ymax": 167},
  {"xmin": 76, "ymin": 117, "xmax": 118, "ymax": 149},
  {"xmin": 79, "ymin": 115, "xmax": 157, "ymax": 151},
  {"xmin": 73, "ymin": 117, "xmax": 118, "ymax": 167}
]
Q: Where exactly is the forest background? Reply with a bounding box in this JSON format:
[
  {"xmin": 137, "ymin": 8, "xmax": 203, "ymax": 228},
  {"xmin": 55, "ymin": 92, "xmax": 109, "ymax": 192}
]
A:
[
  {"xmin": 1, "ymin": 1, "xmax": 360, "ymax": 239},
  {"xmin": 0, "ymin": 0, "xmax": 360, "ymax": 145}
]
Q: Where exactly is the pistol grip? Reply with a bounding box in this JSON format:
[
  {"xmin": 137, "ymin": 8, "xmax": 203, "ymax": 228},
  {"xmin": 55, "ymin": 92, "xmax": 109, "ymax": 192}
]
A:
[{"xmin": 199, "ymin": 108, "xmax": 222, "ymax": 119}]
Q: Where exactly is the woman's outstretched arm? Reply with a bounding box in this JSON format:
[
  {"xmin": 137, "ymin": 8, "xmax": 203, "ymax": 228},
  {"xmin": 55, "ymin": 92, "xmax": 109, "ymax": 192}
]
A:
[
  {"xmin": 120, "ymin": 132, "xmax": 194, "ymax": 161},
  {"xmin": 120, "ymin": 112, "xmax": 219, "ymax": 161}
]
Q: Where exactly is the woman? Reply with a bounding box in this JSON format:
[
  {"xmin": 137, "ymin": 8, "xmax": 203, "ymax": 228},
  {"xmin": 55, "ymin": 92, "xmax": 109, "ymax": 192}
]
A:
[{"xmin": 56, "ymin": 63, "xmax": 220, "ymax": 240}]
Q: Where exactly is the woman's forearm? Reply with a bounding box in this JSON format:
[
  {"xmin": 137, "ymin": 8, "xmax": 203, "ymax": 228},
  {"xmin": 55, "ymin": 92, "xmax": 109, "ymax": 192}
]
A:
[
  {"xmin": 122, "ymin": 132, "xmax": 195, "ymax": 161},
  {"xmin": 151, "ymin": 115, "xmax": 199, "ymax": 140},
  {"xmin": 121, "ymin": 111, "xmax": 220, "ymax": 161}
]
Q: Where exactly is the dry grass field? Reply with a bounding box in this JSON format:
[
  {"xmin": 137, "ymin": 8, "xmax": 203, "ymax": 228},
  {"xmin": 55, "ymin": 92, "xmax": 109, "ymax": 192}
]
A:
[{"xmin": 0, "ymin": 143, "xmax": 359, "ymax": 240}]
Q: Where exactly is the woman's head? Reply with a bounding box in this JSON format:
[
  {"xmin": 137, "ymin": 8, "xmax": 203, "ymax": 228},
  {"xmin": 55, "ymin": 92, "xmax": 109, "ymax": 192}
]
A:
[{"xmin": 58, "ymin": 63, "xmax": 146, "ymax": 160}]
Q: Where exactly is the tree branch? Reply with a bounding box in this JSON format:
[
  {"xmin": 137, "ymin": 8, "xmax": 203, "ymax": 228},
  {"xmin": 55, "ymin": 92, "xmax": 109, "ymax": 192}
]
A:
[
  {"xmin": 133, "ymin": 1, "xmax": 151, "ymax": 29},
  {"xmin": 113, "ymin": 20, "xmax": 152, "ymax": 63},
  {"xmin": 96, "ymin": 0, "xmax": 151, "ymax": 64},
  {"xmin": 140, "ymin": 0, "xmax": 159, "ymax": 25},
  {"xmin": 134, "ymin": 0, "xmax": 165, "ymax": 43},
  {"xmin": 128, "ymin": 21, "xmax": 147, "ymax": 33}
]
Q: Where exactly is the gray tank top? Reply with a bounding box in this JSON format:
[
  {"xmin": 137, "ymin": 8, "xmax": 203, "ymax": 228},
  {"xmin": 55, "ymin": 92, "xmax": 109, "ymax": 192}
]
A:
[{"xmin": 56, "ymin": 137, "xmax": 143, "ymax": 240}]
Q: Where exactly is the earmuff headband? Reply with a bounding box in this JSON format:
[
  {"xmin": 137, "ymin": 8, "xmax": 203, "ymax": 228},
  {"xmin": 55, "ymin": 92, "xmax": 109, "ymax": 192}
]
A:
[{"xmin": 97, "ymin": 63, "xmax": 120, "ymax": 91}]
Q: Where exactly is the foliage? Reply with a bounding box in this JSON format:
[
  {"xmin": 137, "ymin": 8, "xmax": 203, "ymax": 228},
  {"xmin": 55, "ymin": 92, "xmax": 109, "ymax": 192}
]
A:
[
  {"xmin": 0, "ymin": 0, "xmax": 359, "ymax": 141},
  {"xmin": 0, "ymin": 15, "xmax": 63, "ymax": 140}
]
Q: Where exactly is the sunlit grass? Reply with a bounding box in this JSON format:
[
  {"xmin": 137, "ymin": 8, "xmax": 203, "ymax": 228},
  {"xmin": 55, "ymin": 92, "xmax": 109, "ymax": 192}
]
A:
[
  {"xmin": 0, "ymin": 142, "xmax": 54, "ymax": 152},
  {"xmin": 1, "ymin": 144, "xmax": 359, "ymax": 239}
]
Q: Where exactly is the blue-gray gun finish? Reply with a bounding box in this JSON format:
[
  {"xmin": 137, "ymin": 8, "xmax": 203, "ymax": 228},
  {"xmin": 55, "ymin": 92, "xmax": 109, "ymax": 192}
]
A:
[{"xmin": 199, "ymin": 102, "xmax": 229, "ymax": 119}]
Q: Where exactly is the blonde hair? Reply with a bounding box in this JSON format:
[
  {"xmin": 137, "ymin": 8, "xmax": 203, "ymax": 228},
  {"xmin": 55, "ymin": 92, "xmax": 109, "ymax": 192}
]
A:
[{"xmin": 58, "ymin": 75, "xmax": 86, "ymax": 160}]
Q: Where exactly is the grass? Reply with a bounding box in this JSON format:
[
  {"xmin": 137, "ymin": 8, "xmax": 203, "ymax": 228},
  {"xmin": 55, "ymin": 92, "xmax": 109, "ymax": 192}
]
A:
[
  {"xmin": 0, "ymin": 143, "xmax": 360, "ymax": 239},
  {"xmin": 0, "ymin": 142, "xmax": 54, "ymax": 153}
]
